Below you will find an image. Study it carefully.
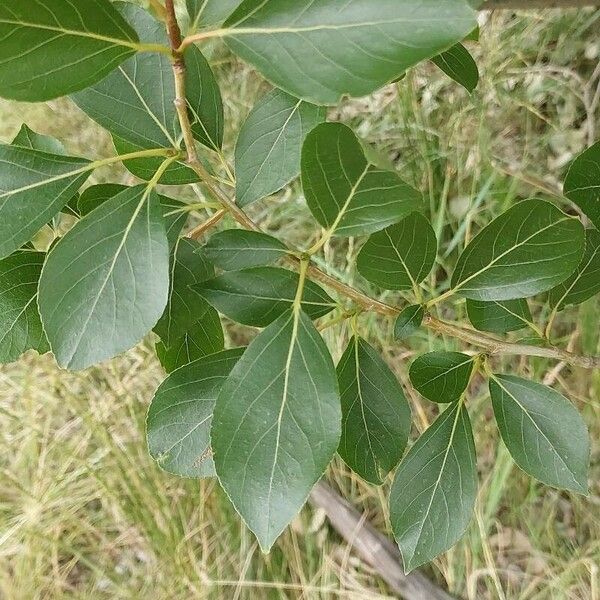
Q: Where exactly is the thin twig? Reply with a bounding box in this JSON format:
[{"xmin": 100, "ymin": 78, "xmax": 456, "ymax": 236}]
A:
[{"xmin": 480, "ymin": 0, "xmax": 600, "ymax": 8}]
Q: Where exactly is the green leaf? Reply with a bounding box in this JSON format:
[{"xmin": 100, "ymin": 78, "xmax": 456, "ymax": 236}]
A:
[
  {"xmin": 158, "ymin": 197, "xmax": 189, "ymax": 250},
  {"xmin": 563, "ymin": 140, "xmax": 600, "ymax": 230},
  {"xmin": 212, "ymin": 309, "xmax": 341, "ymax": 551},
  {"xmin": 72, "ymin": 3, "xmax": 222, "ymax": 182},
  {"xmin": 337, "ymin": 336, "xmax": 411, "ymax": 484},
  {"xmin": 38, "ymin": 185, "xmax": 170, "ymax": 370},
  {"xmin": 203, "ymin": 230, "xmax": 288, "ymax": 270},
  {"xmin": 78, "ymin": 184, "xmax": 186, "ymax": 249},
  {"xmin": 432, "ymin": 43, "xmax": 479, "ymax": 93},
  {"xmin": 548, "ymin": 229, "xmax": 600, "ymax": 310},
  {"xmin": 0, "ymin": 251, "xmax": 49, "ymax": 363},
  {"xmin": 394, "ymin": 305, "xmax": 425, "ymax": 340},
  {"xmin": 0, "ymin": 145, "xmax": 90, "ymax": 259},
  {"xmin": 235, "ymin": 89, "xmax": 326, "ymax": 207},
  {"xmin": 223, "ymin": 0, "xmax": 477, "ymax": 105},
  {"xmin": 489, "ymin": 374, "xmax": 589, "ymax": 493},
  {"xmin": 464, "ymin": 26, "xmax": 479, "ymax": 41},
  {"xmin": 154, "ymin": 239, "xmax": 214, "ymax": 346},
  {"xmin": 147, "ymin": 348, "xmax": 244, "ymax": 478},
  {"xmin": 302, "ymin": 123, "xmax": 423, "ymax": 237},
  {"xmin": 409, "ymin": 352, "xmax": 474, "ymax": 403},
  {"xmin": 357, "ymin": 212, "xmax": 437, "ymax": 291},
  {"xmin": 451, "ymin": 199, "xmax": 585, "ymax": 301},
  {"xmin": 0, "ymin": 0, "xmax": 142, "ymax": 102},
  {"xmin": 78, "ymin": 184, "xmax": 128, "ymax": 216},
  {"xmin": 156, "ymin": 309, "xmax": 224, "ymax": 373},
  {"xmin": 390, "ymin": 403, "xmax": 477, "ymax": 572},
  {"xmin": 12, "ymin": 125, "xmax": 66, "ymax": 155},
  {"xmin": 192, "ymin": 267, "xmax": 335, "ymax": 326},
  {"xmin": 466, "ymin": 299, "xmax": 532, "ymax": 333},
  {"xmin": 187, "ymin": 0, "xmax": 242, "ymax": 28},
  {"xmin": 11, "ymin": 127, "xmax": 81, "ymax": 218}
]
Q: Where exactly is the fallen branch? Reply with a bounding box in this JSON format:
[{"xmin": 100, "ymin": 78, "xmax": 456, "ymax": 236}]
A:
[{"xmin": 309, "ymin": 481, "xmax": 455, "ymax": 600}]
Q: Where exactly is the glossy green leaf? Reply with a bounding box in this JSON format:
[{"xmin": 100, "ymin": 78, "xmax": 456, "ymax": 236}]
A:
[
  {"xmin": 193, "ymin": 267, "xmax": 335, "ymax": 326},
  {"xmin": 78, "ymin": 184, "xmax": 186, "ymax": 249},
  {"xmin": 337, "ymin": 336, "xmax": 411, "ymax": 484},
  {"xmin": 203, "ymin": 230, "xmax": 288, "ymax": 270},
  {"xmin": 432, "ymin": 43, "xmax": 479, "ymax": 93},
  {"xmin": 159, "ymin": 198, "xmax": 189, "ymax": 250},
  {"xmin": 0, "ymin": 0, "xmax": 141, "ymax": 102},
  {"xmin": 409, "ymin": 352, "xmax": 474, "ymax": 403},
  {"xmin": 394, "ymin": 305, "xmax": 425, "ymax": 340},
  {"xmin": 212, "ymin": 309, "xmax": 341, "ymax": 551},
  {"xmin": 11, "ymin": 127, "xmax": 80, "ymax": 218},
  {"xmin": 147, "ymin": 348, "xmax": 244, "ymax": 477},
  {"xmin": 0, "ymin": 145, "xmax": 90, "ymax": 259},
  {"xmin": 466, "ymin": 299, "xmax": 532, "ymax": 333},
  {"xmin": 39, "ymin": 185, "xmax": 169, "ymax": 370},
  {"xmin": 563, "ymin": 140, "xmax": 600, "ymax": 230},
  {"xmin": 464, "ymin": 26, "xmax": 480, "ymax": 41},
  {"xmin": 390, "ymin": 403, "xmax": 477, "ymax": 572},
  {"xmin": 0, "ymin": 252, "xmax": 49, "ymax": 363},
  {"xmin": 302, "ymin": 123, "xmax": 423, "ymax": 237},
  {"xmin": 78, "ymin": 184, "xmax": 128, "ymax": 217},
  {"xmin": 187, "ymin": 0, "xmax": 243, "ymax": 28},
  {"xmin": 72, "ymin": 3, "xmax": 222, "ymax": 182},
  {"xmin": 357, "ymin": 213, "xmax": 437, "ymax": 291},
  {"xmin": 154, "ymin": 240, "xmax": 214, "ymax": 347},
  {"xmin": 12, "ymin": 125, "xmax": 66, "ymax": 155},
  {"xmin": 185, "ymin": 45, "xmax": 224, "ymax": 151},
  {"xmin": 156, "ymin": 309, "xmax": 224, "ymax": 373},
  {"xmin": 223, "ymin": 0, "xmax": 477, "ymax": 105},
  {"xmin": 235, "ymin": 89, "xmax": 326, "ymax": 207},
  {"xmin": 548, "ymin": 229, "xmax": 600, "ymax": 310},
  {"xmin": 489, "ymin": 374, "xmax": 589, "ymax": 493},
  {"xmin": 451, "ymin": 199, "xmax": 585, "ymax": 301}
]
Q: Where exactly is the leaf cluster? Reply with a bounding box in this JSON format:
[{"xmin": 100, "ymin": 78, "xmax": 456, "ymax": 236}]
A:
[{"xmin": 0, "ymin": 0, "xmax": 597, "ymax": 572}]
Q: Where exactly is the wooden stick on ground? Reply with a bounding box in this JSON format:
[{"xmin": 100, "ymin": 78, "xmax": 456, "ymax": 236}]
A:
[{"xmin": 309, "ymin": 482, "xmax": 455, "ymax": 600}]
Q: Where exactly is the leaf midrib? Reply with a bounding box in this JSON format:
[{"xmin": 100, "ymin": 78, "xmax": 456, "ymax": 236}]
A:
[
  {"xmin": 265, "ymin": 306, "xmax": 301, "ymax": 539},
  {"xmin": 0, "ymin": 18, "xmax": 144, "ymax": 52}
]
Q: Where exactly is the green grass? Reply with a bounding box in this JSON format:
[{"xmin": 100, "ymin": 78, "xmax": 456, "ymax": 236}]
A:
[{"xmin": 1, "ymin": 5, "xmax": 600, "ymax": 599}]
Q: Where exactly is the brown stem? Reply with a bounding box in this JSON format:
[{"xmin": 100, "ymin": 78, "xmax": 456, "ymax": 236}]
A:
[{"xmin": 166, "ymin": 4, "xmax": 600, "ymax": 371}]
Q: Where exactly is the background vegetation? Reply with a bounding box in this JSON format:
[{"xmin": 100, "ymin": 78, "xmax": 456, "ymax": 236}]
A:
[{"xmin": 1, "ymin": 4, "xmax": 599, "ymax": 598}]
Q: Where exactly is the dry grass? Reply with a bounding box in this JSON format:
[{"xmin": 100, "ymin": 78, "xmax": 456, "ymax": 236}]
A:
[{"xmin": 1, "ymin": 5, "xmax": 599, "ymax": 599}]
